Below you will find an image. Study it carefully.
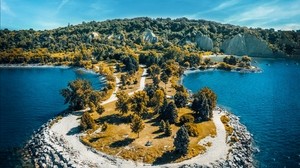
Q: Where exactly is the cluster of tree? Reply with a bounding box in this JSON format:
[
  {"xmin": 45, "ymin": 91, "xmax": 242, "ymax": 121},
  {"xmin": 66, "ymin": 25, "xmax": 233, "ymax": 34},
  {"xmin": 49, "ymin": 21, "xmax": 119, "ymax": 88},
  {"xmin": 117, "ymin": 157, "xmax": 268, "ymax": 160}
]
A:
[
  {"xmin": 60, "ymin": 79, "xmax": 106, "ymax": 130},
  {"xmin": 1, "ymin": 17, "xmax": 299, "ymax": 64},
  {"xmin": 223, "ymin": 55, "xmax": 252, "ymax": 67},
  {"xmin": 191, "ymin": 87, "xmax": 217, "ymax": 121}
]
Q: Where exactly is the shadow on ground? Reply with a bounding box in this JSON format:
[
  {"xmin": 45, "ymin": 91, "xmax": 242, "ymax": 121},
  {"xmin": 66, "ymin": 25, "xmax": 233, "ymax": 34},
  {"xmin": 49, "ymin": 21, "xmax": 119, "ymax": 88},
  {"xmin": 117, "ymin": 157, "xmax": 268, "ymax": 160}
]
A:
[
  {"xmin": 109, "ymin": 138, "xmax": 134, "ymax": 148},
  {"xmin": 96, "ymin": 114, "xmax": 131, "ymax": 125},
  {"xmin": 66, "ymin": 126, "xmax": 81, "ymax": 135},
  {"xmin": 153, "ymin": 150, "xmax": 182, "ymax": 165}
]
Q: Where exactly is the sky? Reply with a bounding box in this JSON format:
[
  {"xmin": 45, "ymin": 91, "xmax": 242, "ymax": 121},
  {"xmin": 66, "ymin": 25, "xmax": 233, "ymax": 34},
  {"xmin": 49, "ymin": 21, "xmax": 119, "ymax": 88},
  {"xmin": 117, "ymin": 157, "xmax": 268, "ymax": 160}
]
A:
[{"xmin": 1, "ymin": 0, "xmax": 300, "ymax": 30}]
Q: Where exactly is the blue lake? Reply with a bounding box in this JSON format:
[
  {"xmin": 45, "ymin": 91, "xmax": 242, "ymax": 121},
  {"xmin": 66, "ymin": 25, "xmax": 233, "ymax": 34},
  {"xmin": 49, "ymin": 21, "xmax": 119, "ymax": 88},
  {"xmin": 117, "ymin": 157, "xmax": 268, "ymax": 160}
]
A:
[
  {"xmin": 0, "ymin": 67, "xmax": 104, "ymax": 166},
  {"xmin": 183, "ymin": 59, "xmax": 300, "ymax": 167}
]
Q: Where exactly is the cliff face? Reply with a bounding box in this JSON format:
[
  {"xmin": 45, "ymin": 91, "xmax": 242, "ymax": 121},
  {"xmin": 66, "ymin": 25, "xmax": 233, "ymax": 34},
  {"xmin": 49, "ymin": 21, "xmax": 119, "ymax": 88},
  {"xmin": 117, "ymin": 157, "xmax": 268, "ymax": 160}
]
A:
[
  {"xmin": 221, "ymin": 34, "xmax": 277, "ymax": 57},
  {"xmin": 143, "ymin": 29, "xmax": 158, "ymax": 43},
  {"xmin": 195, "ymin": 33, "xmax": 213, "ymax": 51}
]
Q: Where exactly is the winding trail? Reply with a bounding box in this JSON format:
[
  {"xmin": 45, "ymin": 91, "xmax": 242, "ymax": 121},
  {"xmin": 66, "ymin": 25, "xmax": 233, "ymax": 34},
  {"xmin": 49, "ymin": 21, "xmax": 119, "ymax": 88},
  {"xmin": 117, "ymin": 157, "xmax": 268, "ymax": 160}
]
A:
[{"xmin": 50, "ymin": 66, "xmax": 229, "ymax": 167}]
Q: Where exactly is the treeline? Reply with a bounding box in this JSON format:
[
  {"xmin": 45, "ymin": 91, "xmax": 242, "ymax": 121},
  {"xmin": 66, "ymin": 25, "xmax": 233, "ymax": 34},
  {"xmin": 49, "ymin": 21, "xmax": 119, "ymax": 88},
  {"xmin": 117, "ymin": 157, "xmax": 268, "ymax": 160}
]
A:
[{"xmin": 0, "ymin": 17, "xmax": 299, "ymax": 64}]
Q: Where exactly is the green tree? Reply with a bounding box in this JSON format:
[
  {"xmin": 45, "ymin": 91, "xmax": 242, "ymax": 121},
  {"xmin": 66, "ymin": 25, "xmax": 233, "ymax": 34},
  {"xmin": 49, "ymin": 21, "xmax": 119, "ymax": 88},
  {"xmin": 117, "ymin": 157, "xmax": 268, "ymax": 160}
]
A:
[
  {"xmin": 148, "ymin": 64, "xmax": 161, "ymax": 78},
  {"xmin": 174, "ymin": 126, "xmax": 189, "ymax": 155},
  {"xmin": 159, "ymin": 120, "xmax": 166, "ymax": 132},
  {"xmin": 160, "ymin": 72, "xmax": 169, "ymax": 89},
  {"xmin": 151, "ymin": 89, "xmax": 166, "ymax": 112},
  {"xmin": 130, "ymin": 91, "xmax": 149, "ymax": 117},
  {"xmin": 120, "ymin": 74, "xmax": 128, "ymax": 86},
  {"xmin": 165, "ymin": 101, "xmax": 178, "ymax": 124},
  {"xmin": 116, "ymin": 91, "xmax": 130, "ymax": 115},
  {"xmin": 60, "ymin": 79, "xmax": 93, "ymax": 110},
  {"xmin": 191, "ymin": 87, "xmax": 217, "ymax": 120},
  {"xmin": 130, "ymin": 115, "xmax": 145, "ymax": 138},
  {"xmin": 81, "ymin": 112, "xmax": 95, "ymax": 130},
  {"xmin": 174, "ymin": 91, "xmax": 188, "ymax": 108},
  {"xmin": 164, "ymin": 121, "xmax": 172, "ymax": 136},
  {"xmin": 96, "ymin": 104, "xmax": 105, "ymax": 115},
  {"xmin": 152, "ymin": 76, "xmax": 160, "ymax": 87},
  {"xmin": 223, "ymin": 56, "xmax": 238, "ymax": 65}
]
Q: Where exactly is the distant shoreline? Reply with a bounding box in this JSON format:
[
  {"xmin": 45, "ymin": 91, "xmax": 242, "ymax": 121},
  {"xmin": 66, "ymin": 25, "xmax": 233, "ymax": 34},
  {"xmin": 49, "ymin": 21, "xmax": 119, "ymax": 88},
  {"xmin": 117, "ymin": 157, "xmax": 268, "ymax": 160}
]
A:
[{"xmin": 0, "ymin": 64, "xmax": 69, "ymax": 68}]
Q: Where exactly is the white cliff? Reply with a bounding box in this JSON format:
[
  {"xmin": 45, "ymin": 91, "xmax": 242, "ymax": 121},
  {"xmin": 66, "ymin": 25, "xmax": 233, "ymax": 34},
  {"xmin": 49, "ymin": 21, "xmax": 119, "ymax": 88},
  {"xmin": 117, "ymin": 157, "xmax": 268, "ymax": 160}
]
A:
[
  {"xmin": 195, "ymin": 33, "xmax": 213, "ymax": 51},
  {"xmin": 221, "ymin": 34, "xmax": 273, "ymax": 57},
  {"xmin": 143, "ymin": 29, "xmax": 158, "ymax": 43}
]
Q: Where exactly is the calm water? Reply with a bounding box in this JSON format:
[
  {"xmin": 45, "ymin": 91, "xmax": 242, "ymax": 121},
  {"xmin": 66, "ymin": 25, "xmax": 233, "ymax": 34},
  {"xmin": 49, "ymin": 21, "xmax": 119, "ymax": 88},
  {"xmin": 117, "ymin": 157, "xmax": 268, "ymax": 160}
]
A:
[
  {"xmin": 183, "ymin": 59, "xmax": 300, "ymax": 167},
  {"xmin": 0, "ymin": 67, "xmax": 104, "ymax": 166}
]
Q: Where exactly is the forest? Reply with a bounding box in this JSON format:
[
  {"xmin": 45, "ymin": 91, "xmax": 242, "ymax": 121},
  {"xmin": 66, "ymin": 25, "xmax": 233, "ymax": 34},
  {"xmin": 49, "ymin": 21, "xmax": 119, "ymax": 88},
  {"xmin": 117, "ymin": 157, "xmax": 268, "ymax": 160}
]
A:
[{"xmin": 0, "ymin": 17, "xmax": 299, "ymax": 64}]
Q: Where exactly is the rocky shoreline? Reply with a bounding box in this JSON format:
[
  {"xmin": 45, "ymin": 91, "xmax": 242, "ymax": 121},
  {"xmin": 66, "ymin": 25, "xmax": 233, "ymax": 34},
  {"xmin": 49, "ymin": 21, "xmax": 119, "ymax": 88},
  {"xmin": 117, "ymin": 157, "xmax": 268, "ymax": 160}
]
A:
[
  {"xmin": 214, "ymin": 108, "xmax": 256, "ymax": 167},
  {"xmin": 21, "ymin": 107, "xmax": 255, "ymax": 168},
  {"xmin": 21, "ymin": 118, "xmax": 101, "ymax": 168}
]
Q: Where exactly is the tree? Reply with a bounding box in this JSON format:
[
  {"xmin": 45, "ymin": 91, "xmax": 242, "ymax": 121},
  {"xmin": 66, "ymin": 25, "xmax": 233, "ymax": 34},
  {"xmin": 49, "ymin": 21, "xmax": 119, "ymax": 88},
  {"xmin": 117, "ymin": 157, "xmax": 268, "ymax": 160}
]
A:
[
  {"xmin": 130, "ymin": 115, "xmax": 145, "ymax": 138},
  {"xmin": 122, "ymin": 56, "xmax": 139, "ymax": 73},
  {"xmin": 223, "ymin": 56, "xmax": 238, "ymax": 65},
  {"xmin": 148, "ymin": 64, "xmax": 161, "ymax": 78},
  {"xmin": 60, "ymin": 79, "xmax": 93, "ymax": 110},
  {"xmin": 152, "ymin": 76, "xmax": 160, "ymax": 87},
  {"xmin": 160, "ymin": 72, "xmax": 169, "ymax": 89},
  {"xmin": 120, "ymin": 74, "xmax": 128, "ymax": 86},
  {"xmin": 96, "ymin": 104, "xmax": 105, "ymax": 115},
  {"xmin": 81, "ymin": 112, "xmax": 95, "ymax": 130},
  {"xmin": 116, "ymin": 91, "xmax": 130, "ymax": 115},
  {"xmin": 191, "ymin": 87, "xmax": 217, "ymax": 120},
  {"xmin": 130, "ymin": 91, "xmax": 149, "ymax": 117},
  {"xmin": 151, "ymin": 89, "xmax": 166, "ymax": 112},
  {"xmin": 159, "ymin": 120, "xmax": 166, "ymax": 132},
  {"xmin": 164, "ymin": 121, "xmax": 172, "ymax": 136},
  {"xmin": 89, "ymin": 102, "xmax": 96, "ymax": 112},
  {"xmin": 174, "ymin": 126, "xmax": 189, "ymax": 155},
  {"xmin": 160, "ymin": 101, "xmax": 178, "ymax": 124},
  {"xmin": 174, "ymin": 91, "xmax": 188, "ymax": 108},
  {"xmin": 165, "ymin": 101, "xmax": 178, "ymax": 124}
]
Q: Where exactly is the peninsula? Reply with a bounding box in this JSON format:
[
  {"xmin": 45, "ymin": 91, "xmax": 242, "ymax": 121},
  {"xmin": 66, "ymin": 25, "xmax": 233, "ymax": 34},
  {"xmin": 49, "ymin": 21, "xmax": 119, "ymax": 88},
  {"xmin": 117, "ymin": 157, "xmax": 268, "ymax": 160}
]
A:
[{"xmin": 2, "ymin": 17, "xmax": 298, "ymax": 167}]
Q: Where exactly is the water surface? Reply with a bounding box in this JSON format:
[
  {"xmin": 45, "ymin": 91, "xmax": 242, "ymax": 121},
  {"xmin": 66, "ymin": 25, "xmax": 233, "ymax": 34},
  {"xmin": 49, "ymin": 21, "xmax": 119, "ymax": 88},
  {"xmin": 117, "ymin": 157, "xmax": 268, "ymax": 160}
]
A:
[
  {"xmin": 0, "ymin": 67, "xmax": 104, "ymax": 166},
  {"xmin": 183, "ymin": 59, "xmax": 300, "ymax": 167}
]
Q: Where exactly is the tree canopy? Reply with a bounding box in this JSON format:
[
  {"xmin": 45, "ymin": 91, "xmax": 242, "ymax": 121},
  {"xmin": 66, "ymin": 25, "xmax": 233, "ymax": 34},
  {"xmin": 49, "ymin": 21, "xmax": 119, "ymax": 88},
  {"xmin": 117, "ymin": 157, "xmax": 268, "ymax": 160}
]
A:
[
  {"xmin": 191, "ymin": 87, "xmax": 217, "ymax": 121},
  {"xmin": 60, "ymin": 79, "xmax": 93, "ymax": 110}
]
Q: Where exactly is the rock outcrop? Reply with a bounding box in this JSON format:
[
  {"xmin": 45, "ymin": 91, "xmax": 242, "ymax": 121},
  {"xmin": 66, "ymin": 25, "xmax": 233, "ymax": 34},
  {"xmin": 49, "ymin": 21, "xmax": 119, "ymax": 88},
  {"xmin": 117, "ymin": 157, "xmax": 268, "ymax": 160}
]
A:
[
  {"xmin": 143, "ymin": 29, "xmax": 158, "ymax": 43},
  {"xmin": 195, "ymin": 33, "xmax": 213, "ymax": 51},
  {"xmin": 221, "ymin": 34, "xmax": 275, "ymax": 57}
]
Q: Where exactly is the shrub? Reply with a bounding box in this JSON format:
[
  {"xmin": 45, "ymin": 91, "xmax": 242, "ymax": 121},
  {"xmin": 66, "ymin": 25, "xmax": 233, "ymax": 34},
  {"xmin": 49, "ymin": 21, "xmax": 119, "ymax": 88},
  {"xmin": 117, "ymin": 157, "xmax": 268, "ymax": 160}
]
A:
[
  {"xmin": 184, "ymin": 123, "xmax": 199, "ymax": 137},
  {"xmin": 179, "ymin": 114, "xmax": 195, "ymax": 124},
  {"xmin": 81, "ymin": 112, "xmax": 95, "ymax": 130},
  {"xmin": 102, "ymin": 122, "xmax": 108, "ymax": 132}
]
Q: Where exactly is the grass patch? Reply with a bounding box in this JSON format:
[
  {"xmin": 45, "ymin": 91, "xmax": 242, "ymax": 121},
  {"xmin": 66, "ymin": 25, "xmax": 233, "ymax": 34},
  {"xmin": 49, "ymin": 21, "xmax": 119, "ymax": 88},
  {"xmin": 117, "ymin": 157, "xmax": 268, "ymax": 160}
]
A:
[
  {"xmin": 220, "ymin": 115, "xmax": 233, "ymax": 136},
  {"xmin": 84, "ymin": 106, "xmax": 216, "ymax": 164}
]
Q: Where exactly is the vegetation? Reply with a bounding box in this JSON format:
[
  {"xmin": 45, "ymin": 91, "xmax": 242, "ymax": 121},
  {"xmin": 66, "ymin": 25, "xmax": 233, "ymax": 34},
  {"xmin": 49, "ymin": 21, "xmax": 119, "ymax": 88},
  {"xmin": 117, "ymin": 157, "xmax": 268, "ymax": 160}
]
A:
[
  {"xmin": 81, "ymin": 112, "xmax": 95, "ymax": 130},
  {"xmin": 130, "ymin": 91, "xmax": 149, "ymax": 117},
  {"xmin": 115, "ymin": 91, "xmax": 130, "ymax": 114},
  {"xmin": 191, "ymin": 87, "xmax": 217, "ymax": 121},
  {"xmin": 130, "ymin": 114, "xmax": 145, "ymax": 138},
  {"xmin": 174, "ymin": 126, "xmax": 190, "ymax": 155},
  {"xmin": 60, "ymin": 79, "xmax": 94, "ymax": 110},
  {"xmin": 164, "ymin": 121, "xmax": 172, "ymax": 136},
  {"xmin": 174, "ymin": 90, "xmax": 189, "ymax": 108}
]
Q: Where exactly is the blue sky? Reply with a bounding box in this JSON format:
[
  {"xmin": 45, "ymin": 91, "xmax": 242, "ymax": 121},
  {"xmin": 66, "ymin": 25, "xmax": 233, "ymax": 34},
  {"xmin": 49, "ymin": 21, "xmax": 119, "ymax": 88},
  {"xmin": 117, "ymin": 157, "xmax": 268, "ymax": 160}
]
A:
[{"xmin": 1, "ymin": 0, "xmax": 300, "ymax": 30}]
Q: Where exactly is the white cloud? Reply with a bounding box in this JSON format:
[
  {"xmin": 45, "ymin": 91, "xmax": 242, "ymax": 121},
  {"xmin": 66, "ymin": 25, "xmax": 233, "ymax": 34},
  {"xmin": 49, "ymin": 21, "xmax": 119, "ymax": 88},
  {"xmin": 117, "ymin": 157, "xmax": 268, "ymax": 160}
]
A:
[
  {"xmin": 224, "ymin": 1, "xmax": 300, "ymax": 29},
  {"xmin": 213, "ymin": 0, "xmax": 240, "ymax": 11},
  {"xmin": 1, "ymin": 0, "xmax": 15, "ymax": 16},
  {"xmin": 275, "ymin": 23, "xmax": 300, "ymax": 30},
  {"xmin": 56, "ymin": 0, "xmax": 70, "ymax": 13}
]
